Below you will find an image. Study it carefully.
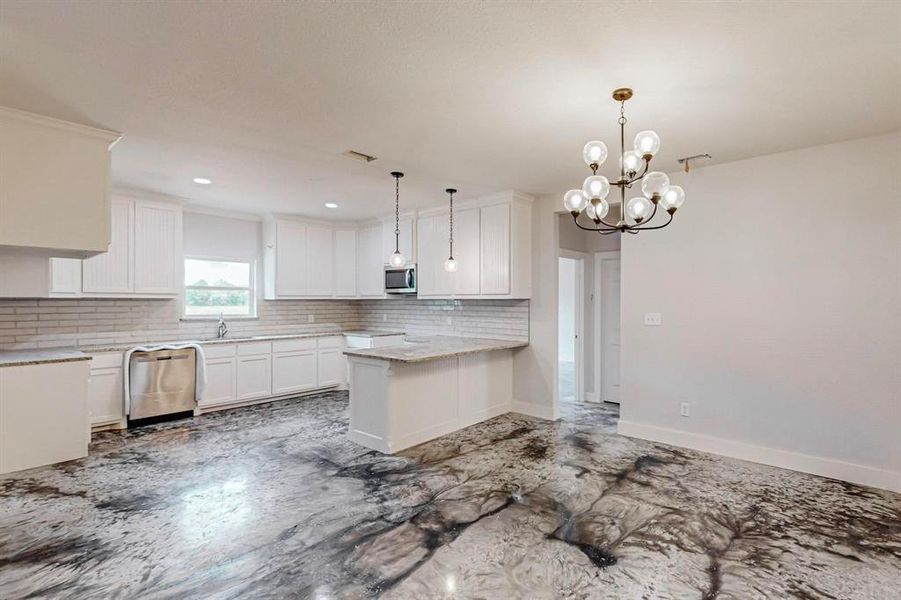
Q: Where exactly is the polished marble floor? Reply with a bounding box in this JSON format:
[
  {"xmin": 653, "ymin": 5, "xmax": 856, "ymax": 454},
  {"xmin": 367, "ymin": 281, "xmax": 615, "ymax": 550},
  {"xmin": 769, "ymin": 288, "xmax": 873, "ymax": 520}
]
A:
[{"xmin": 1, "ymin": 392, "xmax": 899, "ymax": 599}]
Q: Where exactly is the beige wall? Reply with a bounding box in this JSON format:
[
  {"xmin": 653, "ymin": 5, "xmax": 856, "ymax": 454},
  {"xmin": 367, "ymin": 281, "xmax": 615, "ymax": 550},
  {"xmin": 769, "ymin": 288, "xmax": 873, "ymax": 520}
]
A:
[{"xmin": 618, "ymin": 132, "xmax": 901, "ymax": 491}]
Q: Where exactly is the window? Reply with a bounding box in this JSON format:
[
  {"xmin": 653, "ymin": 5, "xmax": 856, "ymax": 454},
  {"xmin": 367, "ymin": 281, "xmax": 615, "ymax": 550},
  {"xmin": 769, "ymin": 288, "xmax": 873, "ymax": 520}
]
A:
[{"xmin": 183, "ymin": 258, "xmax": 256, "ymax": 318}]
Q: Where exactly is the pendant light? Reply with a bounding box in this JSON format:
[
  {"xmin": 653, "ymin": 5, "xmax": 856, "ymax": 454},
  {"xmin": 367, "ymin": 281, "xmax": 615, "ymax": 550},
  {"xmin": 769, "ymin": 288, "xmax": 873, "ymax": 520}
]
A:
[
  {"xmin": 388, "ymin": 171, "xmax": 406, "ymax": 267},
  {"xmin": 444, "ymin": 188, "xmax": 458, "ymax": 273}
]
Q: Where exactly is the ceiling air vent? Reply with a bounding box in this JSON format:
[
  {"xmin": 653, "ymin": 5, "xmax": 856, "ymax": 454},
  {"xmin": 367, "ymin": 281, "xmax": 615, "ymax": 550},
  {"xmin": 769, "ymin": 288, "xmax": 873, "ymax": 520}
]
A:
[{"xmin": 344, "ymin": 150, "xmax": 378, "ymax": 163}]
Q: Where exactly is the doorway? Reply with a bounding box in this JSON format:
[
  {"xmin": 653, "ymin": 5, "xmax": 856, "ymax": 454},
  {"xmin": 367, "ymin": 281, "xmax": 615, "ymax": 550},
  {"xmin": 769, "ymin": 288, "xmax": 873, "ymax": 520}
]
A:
[
  {"xmin": 594, "ymin": 251, "xmax": 621, "ymax": 404},
  {"xmin": 558, "ymin": 254, "xmax": 585, "ymax": 404}
]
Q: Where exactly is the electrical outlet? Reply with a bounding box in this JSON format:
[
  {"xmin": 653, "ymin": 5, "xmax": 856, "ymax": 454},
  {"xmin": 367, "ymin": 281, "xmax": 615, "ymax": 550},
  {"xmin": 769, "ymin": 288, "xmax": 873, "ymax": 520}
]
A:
[
  {"xmin": 307, "ymin": 315, "xmax": 315, "ymax": 323},
  {"xmin": 644, "ymin": 312, "xmax": 662, "ymax": 326},
  {"xmin": 680, "ymin": 402, "xmax": 690, "ymax": 417}
]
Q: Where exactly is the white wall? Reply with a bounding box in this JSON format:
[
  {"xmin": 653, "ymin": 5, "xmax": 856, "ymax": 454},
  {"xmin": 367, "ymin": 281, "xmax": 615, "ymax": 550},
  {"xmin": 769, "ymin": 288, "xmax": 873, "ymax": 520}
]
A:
[{"xmin": 618, "ymin": 132, "xmax": 901, "ymax": 492}]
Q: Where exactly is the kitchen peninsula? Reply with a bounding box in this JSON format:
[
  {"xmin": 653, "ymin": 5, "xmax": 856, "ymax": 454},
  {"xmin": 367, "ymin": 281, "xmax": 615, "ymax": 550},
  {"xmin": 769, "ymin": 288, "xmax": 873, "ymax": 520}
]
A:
[{"xmin": 343, "ymin": 336, "xmax": 528, "ymax": 453}]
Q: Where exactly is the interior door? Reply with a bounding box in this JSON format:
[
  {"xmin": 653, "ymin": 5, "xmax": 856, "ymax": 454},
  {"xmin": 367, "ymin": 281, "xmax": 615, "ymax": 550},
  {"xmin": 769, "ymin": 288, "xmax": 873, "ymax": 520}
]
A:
[{"xmin": 600, "ymin": 256, "xmax": 621, "ymax": 404}]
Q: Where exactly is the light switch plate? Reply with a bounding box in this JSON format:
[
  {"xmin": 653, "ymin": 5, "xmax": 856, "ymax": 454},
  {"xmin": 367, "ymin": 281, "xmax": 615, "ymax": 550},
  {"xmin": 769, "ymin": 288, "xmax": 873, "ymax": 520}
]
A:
[
  {"xmin": 680, "ymin": 402, "xmax": 690, "ymax": 417},
  {"xmin": 644, "ymin": 312, "xmax": 662, "ymax": 326},
  {"xmin": 307, "ymin": 315, "xmax": 315, "ymax": 323}
]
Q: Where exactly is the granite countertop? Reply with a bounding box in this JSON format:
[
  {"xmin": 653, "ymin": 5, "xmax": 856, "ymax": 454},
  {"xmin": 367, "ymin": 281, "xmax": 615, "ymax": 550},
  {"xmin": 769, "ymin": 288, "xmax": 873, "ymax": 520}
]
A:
[
  {"xmin": 0, "ymin": 349, "xmax": 91, "ymax": 368},
  {"xmin": 342, "ymin": 335, "xmax": 528, "ymax": 363}
]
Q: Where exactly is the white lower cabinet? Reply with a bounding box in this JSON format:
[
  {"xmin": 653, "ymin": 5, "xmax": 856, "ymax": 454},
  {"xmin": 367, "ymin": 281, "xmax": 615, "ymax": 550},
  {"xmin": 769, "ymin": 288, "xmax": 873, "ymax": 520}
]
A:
[
  {"xmin": 317, "ymin": 349, "xmax": 345, "ymax": 387},
  {"xmin": 87, "ymin": 352, "xmax": 125, "ymax": 428},
  {"xmin": 236, "ymin": 354, "xmax": 272, "ymax": 401},
  {"xmin": 272, "ymin": 350, "xmax": 318, "ymax": 395},
  {"xmin": 202, "ymin": 357, "xmax": 237, "ymax": 407}
]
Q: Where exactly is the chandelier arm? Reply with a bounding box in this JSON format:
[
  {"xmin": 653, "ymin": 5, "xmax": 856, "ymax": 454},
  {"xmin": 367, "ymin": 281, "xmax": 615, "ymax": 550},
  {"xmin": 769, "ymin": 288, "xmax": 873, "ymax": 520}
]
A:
[
  {"xmin": 571, "ymin": 213, "xmax": 620, "ymax": 233},
  {"xmin": 572, "ymin": 209, "xmax": 621, "ymax": 230},
  {"xmin": 611, "ymin": 159, "xmax": 651, "ymax": 188},
  {"xmin": 624, "ymin": 211, "xmax": 675, "ymax": 231}
]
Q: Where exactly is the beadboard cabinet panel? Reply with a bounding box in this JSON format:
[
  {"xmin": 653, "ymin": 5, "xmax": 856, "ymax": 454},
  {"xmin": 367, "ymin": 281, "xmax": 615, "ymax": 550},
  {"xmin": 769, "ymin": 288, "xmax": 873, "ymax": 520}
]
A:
[
  {"xmin": 479, "ymin": 203, "xmax": 511, "ymax": 295},
  {"xmin": 133, "ymin": 202, "xmax": 181, "ymax": 294},
  {"xmin": 82, "ymin": 198, "xmax": 133, "ymax": 294},
  {"xmin": 306, "ymin": 225, "xmax": 334, "ymax": 297},
  {"xmin": 333, "ymin": 229, "xmax": 357, "ymax": 297}
]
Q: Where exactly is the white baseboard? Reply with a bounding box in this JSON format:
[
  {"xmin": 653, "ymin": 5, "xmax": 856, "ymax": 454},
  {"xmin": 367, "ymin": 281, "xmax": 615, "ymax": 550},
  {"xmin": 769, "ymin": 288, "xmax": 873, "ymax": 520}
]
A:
[
  {"xmin": 511, "ymin": 400, "xmax": 556, "ymax": 420},
  {"xmin": 617, "ymin": 420, "xmax": 901, "ymax": 493},
  {"xmin": 584, "ymin": 392, "xmax": 599, "ymax": 403}
]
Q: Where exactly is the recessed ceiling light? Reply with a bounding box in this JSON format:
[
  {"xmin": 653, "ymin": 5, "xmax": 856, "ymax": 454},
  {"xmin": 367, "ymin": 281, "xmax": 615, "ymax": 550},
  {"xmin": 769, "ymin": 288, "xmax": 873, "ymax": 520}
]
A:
[
  {"xmin": 324, "ymin": 202, "xmax": 338, "ymax": 209},
  {"xmin": 193, "ymin": 177, "xmax": 212, "ymax": 185}
]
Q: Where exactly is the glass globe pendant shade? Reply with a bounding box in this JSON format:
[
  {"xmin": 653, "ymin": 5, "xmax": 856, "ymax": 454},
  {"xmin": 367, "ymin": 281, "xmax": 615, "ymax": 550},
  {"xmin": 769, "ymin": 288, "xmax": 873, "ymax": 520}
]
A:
[
  {"xmin": 388, "ymin": 251, "xmax": 406, "ymax": 268},
  {"xmin": 582, "ymin": 175, "xmax": 610, "ymax": 200},
  {"xmin": 641, "ymin": 171, "xmax": 670, "ymax": 200},
  {"xmin": 660, "ymin": 185, "xmax": 685, "ymax": 211},
  {"xmin": 585, "ymin": 201, "xmax": 597, "ymax": 221},
  {"xmin": 563, "ymin": 189, "xmax": 589, "ymax": 213},
  {"xmin": 594, "ymin": 199, "xmax": 610, "ymax": 220},
  {"xmin": 621, "ymin": 150, "xmax": 643, "ymax": 174},
  {"xmin": 582, "ymin": 141, "xmax": 608, "ymax": 167},
  {"xmin": 633, "ymin": 130, "xmax": 661, "ymax": 157},
  {"xmin": 444, "ymin": 257, "xmax": 458, "ymax": 273},
  {"xmin": 627, "ymin": 196, "xmax": 652, "ymax": 222}
]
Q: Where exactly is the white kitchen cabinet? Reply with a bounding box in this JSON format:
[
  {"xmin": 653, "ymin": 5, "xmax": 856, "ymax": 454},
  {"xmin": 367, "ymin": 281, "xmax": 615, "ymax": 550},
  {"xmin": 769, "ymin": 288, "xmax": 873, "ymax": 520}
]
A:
[
  {"xmin": 202, "ymin": 357, "xmax": 237, "ymax": 407},
  {"xmin": 272, "ymin": 350, "xmax": 318, "ymax": 394},
  {"xmin": 83, "ymin": 197, "xmax": 133, "ymax": 294},
  {"xmin": 50, "ymin": 258, "xmax": 82, "ymax": 295},
  {"xmin": 357, "ymin": 223, "xmax": 386, "ymax": 297},
  {"xmin": 317, "ymin": 349, "xmax": 345, "ymax": 387},
  {"xmin": 333, "ymin": 229, "xmax": 357, "ymax": 297},
  {"xmin": 0, "ymin": 106, "xmax": 121, "ymax": 258},
  {"xmin": 453, "ymin": 207, "xmax": 481, "ymax": 296},
  {"xmin": 479, "ymin": 203, "xmax": 511, "ymax": 295},
  {"xmin": 266, "ymin": 220, "xmax": 308, "ymax": 298},
  {"xmin": 236, "ymin": 354, "xmax": 272, "ymax": 401},
  {"xmin": 86, "ymin": 352, "xmax": 125, "ymax": 429},
  {"xmin": 381, "ymin": 216, "xmax": 416, "ymax": 266},
  {"xmin": 416, "ymin": 214, "xmax": 453, "ymax": 297},
  {"xmin": 306, "ymin": 225, "xmax": 334, "ymax": 296},
  {"xmin": 133, "ymin": 201, "xmax": 182, "ymax": 294}
]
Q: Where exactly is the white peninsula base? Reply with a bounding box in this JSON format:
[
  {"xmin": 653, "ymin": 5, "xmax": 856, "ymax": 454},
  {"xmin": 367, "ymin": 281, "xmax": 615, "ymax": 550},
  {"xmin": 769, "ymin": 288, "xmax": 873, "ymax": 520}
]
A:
[{"xmin": 347, "ymin": 348, "xmax": 516, "ymax": 454}]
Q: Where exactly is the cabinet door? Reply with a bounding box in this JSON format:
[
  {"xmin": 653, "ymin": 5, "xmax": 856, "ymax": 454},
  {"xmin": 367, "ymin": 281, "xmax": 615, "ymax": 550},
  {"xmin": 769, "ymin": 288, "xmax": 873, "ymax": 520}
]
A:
[
  {"xmin": 317, "ymin": 349, "xmax": 345, "ymax": 387},
  {"xmin": 133, "ymin": 201, "xmax": 181, "ymax": 293},
  {"xmin": 50, "ymin": 258, "xmax": 82, "ymax": 295},
  {"xmin": 236, "ymin": 354, "xmax": 272, "ymax": 401},
  {"xmin": 381, "ymin": 217, "xmax": 415, "ymax": 265},
  {"xmin": 275, "ymin": 221, "xmax": 308, "ymax": 296},
  {"xmin": 358, "ymin": 225, "xmax": 384, "ymax": 297},
  {"xmin": 453, "ymin": 208, "xmax": 480, "ymax": 295},
  {"xmin": 83, "ymin": 198, "xmax": 132, "ymax": 293},
  {"xmin": 306, "ymin": 225, "xmax": 334, "ymax": 296},
  {"xmin": 417, "ymin": 215, "xmax": 452, "ymax": 297},
  {"xmin": 272, "ymin": 350, "xmax": 318, "ymax": 395},
  {"xmin": 88, "ymin": 367, "xmax": 124, "ymax": 425},
  {"xmin": 201, "ymin": 357, "xmax": 237, "ymax": 407},
  {"xmin": 333, "ymin": 229, "xmax": 357, "ymax": 297},
  {"xmin": 480, "ymin": 203, "xmax": 511, "ymax": 295}
]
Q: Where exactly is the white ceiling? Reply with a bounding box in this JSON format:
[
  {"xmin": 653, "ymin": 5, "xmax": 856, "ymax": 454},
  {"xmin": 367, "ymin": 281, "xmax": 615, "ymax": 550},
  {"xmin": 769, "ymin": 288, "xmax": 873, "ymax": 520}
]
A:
[{"xmin": 1, "ymin": 1, "xmax": 899, "ymax": 220}]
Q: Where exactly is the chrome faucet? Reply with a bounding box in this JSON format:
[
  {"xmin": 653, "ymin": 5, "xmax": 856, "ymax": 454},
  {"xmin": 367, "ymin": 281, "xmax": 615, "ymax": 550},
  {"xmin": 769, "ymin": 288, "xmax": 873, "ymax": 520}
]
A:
[{"xmin": 217, "ymin": 313, "xmax": 228, "ymax": 339}]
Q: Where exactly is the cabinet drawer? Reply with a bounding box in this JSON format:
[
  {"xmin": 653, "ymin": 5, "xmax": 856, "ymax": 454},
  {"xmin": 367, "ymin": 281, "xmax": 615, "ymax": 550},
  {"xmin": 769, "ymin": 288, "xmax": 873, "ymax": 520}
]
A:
[
  {"xmin": 203, "ymin": 343, "xmax": 237, "ymax": 359},
  {"xmin": 237, "ymin": 341, "xmax": 272, "ymax": 356},
  {"xmin": 272, "ymin": 337, "xmax": 317, "ymax": 353},
  {"xmin": 89, "ymin": 352, "xmax": 123, "ymax": 370},
  {"xmin": 317, "ymin": 336, "xmax": 344, "ymax": 349}
]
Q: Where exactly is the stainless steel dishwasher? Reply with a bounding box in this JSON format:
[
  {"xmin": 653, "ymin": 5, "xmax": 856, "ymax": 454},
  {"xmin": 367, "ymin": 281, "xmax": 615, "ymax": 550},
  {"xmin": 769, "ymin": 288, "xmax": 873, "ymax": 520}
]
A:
[{"xmin": 129, "ymin": 348, "xmax": 196, "ymax": 424}]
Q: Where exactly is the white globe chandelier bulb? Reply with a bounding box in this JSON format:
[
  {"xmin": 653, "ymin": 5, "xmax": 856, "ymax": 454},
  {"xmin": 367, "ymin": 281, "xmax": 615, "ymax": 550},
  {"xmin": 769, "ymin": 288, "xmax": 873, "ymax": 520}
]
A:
[
  {"xmin": 621, "ymin": 150, "xmax": 643, "ymax": 173},
  {"xmin": 660, "ymin": 185, "xmax": 685, "ymax": 210},
  {"xmin": 389, "ymin": 251, "xmax": 406, "ymax": 268},
  {"xmin": 594, "ymin": 199, "xmax": 610, "ymax": 220},
  {"xmin": 444, "ymin": 257, "xmax": 458, "ymax": 273},
  {"xmin": 627, "ymin": 196, "xmax": 652, "ymax": 221},
  {"xmin": 582, "ymin": 175, "xmax": 610, "ymax": 200},
  {"xmin": 563, "ymin": 189, "xmax": 589, "ymax": 213},
  {"xmin": 585, "ymin": 201, "xmax": 597, "ymax": 220},
  {"xmin": 582, "ymin": 141, "xmax": 608, "ymax": 167},
  {"xmin": 641, "ymin": 171, "xmax": 670, "ymax": 200},
  {"xmin": 634, "ymin": 130, "xmax": 661, "ymax": 157}
]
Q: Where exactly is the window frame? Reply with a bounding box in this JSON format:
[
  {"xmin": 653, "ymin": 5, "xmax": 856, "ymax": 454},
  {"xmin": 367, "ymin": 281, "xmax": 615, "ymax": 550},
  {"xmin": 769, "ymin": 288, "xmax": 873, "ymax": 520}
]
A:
[{"xmin": 181, "ymin": 255, "xmax": 258, "ymax": 320}]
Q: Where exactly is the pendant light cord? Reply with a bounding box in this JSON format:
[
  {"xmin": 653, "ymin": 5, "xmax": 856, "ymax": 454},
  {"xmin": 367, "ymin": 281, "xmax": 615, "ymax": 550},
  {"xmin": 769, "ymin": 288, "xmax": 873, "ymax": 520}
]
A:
[
  {"xmin": 448, "ymin": 190, "xmax": 454, "ymax": 259},
  {"xmin": 393, "ymin": 172, "xmax": 401, "ymax": 253}
]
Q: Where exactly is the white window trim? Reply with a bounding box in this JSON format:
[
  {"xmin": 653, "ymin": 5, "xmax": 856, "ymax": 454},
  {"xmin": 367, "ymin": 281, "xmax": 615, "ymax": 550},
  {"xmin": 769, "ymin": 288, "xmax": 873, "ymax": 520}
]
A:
[{"xmin": 181, "ymin": 255, "xmax": 259, "ymax": 320}]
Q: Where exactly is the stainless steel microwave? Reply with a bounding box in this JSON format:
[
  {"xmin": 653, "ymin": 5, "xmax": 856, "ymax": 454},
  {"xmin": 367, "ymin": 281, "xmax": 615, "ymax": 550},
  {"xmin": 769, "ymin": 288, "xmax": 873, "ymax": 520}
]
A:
[{"xmin": 385, "ymin": 266, "xmax": 416, "ymax": 294}]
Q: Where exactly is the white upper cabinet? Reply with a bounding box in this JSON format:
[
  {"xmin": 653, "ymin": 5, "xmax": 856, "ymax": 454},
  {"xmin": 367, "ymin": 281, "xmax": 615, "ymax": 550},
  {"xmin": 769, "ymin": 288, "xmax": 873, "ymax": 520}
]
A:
[
  {"xmin": 357, "ymin": 223, "xmax": 386, "ymax": 298},
  {"xmin": 83, "ymin": 198, "xmax": 133, "ymax": 294},
  {"xmin": 415, "ymin": 192, "xmax": 532, "ymax": 299},
  {"xmin": 306, "ymin": 225, "xmax": 334, "ymax": 297},
  {"xmin": 82, "ymin": 195, "xmax": 182, "ymax": 297},
  {"xmin": 133, "ymin": 201, "xmax": 182, "ymax": 294},
  {"xmin": 333, "ymin": 229, "xmax": 357, "ymax": 297},
  {"xmin": 0, "ymin": 107, "xmax": 121, "ymax": 258},
  {"xmin": 380, "ymin": 216, "xmax": 416, "ymax": 266}
]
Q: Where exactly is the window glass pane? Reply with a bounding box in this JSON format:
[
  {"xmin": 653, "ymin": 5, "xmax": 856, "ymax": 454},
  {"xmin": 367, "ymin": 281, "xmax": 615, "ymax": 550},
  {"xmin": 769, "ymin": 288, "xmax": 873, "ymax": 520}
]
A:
[
  {"xmin": 184, "ymin": 289, "xmax": 251, "ymax": 316},
  {"xmin": 185, "ymin": 259, "xmax": 250, "ymax": 288}
]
